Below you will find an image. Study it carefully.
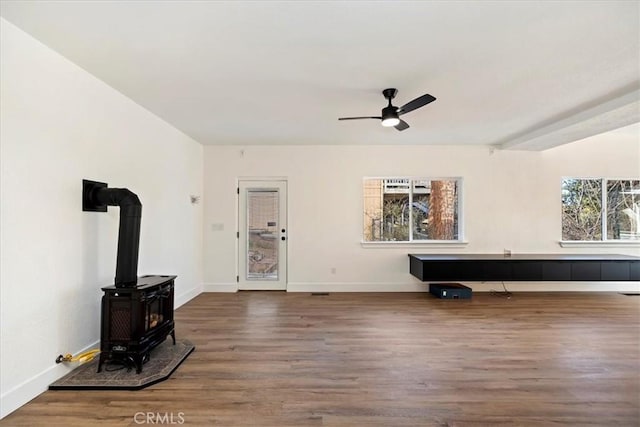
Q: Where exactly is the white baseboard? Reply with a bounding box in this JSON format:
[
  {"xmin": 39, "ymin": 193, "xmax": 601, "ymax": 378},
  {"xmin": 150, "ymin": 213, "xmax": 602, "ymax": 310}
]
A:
[
  {"xmin": 286, "ymin": 281, "xmax": 640, "ymax": 293},
  {"xmin": 202, "ymin": 281, "xmax": 640, "ymax": 293},
  {"xmin": 0, "ymin": 339, "xmax": 100, "ymax": 420},
  {"xmin": 286, "ymin": 282, "xmax": 429, "ymax": 292},
  {"xmin": 203, "ymin": 283, "xmax": 238, "ymax": 292},
  {"xmin": 175, "ymin": 284, "xmax": 203, "ymax": 308}
]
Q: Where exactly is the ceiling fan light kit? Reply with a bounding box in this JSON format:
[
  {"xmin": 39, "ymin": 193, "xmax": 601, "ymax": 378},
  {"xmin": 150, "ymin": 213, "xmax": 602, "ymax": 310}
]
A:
[
  {"xmin": 381, "ymin": 117, "xmax": 400, "ymax": 127},
  {"xmin": 339, "ymin": 88, "xmax": 436, "ymax": 131}
]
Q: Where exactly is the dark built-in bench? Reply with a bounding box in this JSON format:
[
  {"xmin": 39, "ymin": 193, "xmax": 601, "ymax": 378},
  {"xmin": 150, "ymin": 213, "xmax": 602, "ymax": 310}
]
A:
[{"xmin": 409, "ymin": 254, "xmax": 640, "ymax": 282}]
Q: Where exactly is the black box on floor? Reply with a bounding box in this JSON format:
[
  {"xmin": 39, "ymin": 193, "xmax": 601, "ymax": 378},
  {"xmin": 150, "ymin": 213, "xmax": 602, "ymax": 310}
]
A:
[{"xmin": 429, "ymin": 283, "xmax": 472, "ymax": 299}]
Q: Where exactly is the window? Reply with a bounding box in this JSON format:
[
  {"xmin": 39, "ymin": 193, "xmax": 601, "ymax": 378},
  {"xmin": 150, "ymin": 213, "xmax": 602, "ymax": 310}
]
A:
[
  {"xmin": 363, "ymin": 178, "xmax": 461, "ymax": 242},
  {"xmin": 562, "ymin": 178, "xmax": 639, "ymax": 241}
]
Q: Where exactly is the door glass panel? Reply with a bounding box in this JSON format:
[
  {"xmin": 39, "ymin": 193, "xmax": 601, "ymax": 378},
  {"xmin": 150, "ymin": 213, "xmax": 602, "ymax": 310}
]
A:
[{"xmin": 247, "ymin": 189, "xmax": 279, "ymax": 280}]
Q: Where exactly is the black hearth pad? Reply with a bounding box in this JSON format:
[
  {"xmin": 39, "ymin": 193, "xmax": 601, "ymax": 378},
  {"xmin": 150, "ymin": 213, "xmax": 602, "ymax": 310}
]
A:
[{"xmin": 49, "ymin": 339, "xmax": 194, "ymax": 390}]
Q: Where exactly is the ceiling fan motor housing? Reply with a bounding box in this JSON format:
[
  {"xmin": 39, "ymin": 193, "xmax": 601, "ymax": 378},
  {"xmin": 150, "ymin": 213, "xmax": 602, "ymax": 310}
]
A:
[{"xmin": 382, "ymin": 105, "xmax": 399, "ymax": 120}]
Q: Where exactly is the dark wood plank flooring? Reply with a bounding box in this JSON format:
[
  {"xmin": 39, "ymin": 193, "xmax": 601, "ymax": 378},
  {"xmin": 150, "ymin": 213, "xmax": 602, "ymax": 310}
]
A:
[{"xmin": 2, "ymin": 292, "xmax": 639, "ymax": 426}]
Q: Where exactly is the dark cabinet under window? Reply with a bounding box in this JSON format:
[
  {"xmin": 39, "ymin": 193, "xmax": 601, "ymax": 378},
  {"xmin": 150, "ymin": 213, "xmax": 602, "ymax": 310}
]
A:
[{"xmin": 409, "ymin": 254, "xmax": 640, "ymax": 282}]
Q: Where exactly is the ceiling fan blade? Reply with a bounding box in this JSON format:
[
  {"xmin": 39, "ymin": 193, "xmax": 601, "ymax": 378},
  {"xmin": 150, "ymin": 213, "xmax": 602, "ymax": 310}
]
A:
[
  {"xmin": 394, "ymin": 119, "xmax": 410, "ymax": 131},
  {"xmin": 338, "ymin": 116, "xmax": 382, "ymax": 121},
  {"xmin": 397, "ymin": 94, "xmax": 436, "ymax": 115}
]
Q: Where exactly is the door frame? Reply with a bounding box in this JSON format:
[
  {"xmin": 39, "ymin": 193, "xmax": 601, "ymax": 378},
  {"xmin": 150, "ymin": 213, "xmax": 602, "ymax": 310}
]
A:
[{"xmin": 237, "ymin": 178, "xmax": 288, "ymax": 290}]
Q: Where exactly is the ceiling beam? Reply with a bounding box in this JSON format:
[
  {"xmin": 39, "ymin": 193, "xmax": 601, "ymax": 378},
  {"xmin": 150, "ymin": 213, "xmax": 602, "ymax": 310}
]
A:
[{"xmin": 495, "ymin": 85, "xmax": 640, "ymax": 151}]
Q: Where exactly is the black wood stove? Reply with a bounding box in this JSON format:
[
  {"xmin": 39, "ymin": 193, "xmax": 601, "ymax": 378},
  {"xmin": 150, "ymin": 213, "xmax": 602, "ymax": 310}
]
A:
[
  {"xmin": 98, "ymin": 275, "xmax": 176, "ymax": 373},
  {"xmin": 83, "ymin": 180, "xmax": 177, "ymax": 374}
]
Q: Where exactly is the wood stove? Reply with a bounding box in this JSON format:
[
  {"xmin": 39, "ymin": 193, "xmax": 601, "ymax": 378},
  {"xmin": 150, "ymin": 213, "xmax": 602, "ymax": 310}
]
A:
[
  {"xmin": 83, "ymin": 180, "xmax": 178, "ymax": 374},
  {"xmin": 98, "ymin": 275, "xmax": 176, "ymax": 373}
]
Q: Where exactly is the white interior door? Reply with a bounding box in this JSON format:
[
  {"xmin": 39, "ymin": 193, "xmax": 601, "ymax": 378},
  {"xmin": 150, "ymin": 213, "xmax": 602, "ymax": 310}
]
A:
[{"xmin": 238, "ymin": 180, "xmax": 287, "ymax": 290}]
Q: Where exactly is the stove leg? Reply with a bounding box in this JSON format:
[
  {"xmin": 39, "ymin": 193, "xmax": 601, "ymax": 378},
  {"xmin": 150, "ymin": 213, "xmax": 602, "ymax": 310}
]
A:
[
  {"xmin": 170, "ymin": 330, "xmax": 176, "ymax": 345},
  {"xmin": 133, "ymin": 355, "xmax": 142, "ymax": 374},
  {"xmin": 97, "ymin": 354, "xmax": 105, "ymax": 373}
]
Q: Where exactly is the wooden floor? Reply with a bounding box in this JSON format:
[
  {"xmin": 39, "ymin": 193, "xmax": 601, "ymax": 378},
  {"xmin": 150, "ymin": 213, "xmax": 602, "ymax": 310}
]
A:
[{"xmin": 2, "ymin": 292, "xmax": 639, "ymax": 426}]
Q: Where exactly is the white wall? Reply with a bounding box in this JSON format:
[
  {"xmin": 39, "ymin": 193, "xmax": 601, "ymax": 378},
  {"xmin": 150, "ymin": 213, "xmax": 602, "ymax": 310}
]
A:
[
  {"xmin": 203, "ymin": 128, "xmax": 639, "ymax": 293},
  {"xmin": 0, "ymin": 19, "xmax": 203, "ymax": 418}
]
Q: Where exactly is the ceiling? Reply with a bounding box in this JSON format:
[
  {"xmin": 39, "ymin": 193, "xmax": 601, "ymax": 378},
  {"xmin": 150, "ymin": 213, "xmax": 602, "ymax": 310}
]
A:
[{"xmin": 1, "ymin": 1, "xmax": 639, "ymax": 150}]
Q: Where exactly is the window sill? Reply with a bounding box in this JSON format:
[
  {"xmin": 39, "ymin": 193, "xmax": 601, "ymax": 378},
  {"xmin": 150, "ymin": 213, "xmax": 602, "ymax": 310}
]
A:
[
  {"xmin": 361, "ymin": 240, "xmax": 469, "ymax": 248},
  {"xmin": 559, "ymin": 240, "xmax": 640, "ymax": 248}
]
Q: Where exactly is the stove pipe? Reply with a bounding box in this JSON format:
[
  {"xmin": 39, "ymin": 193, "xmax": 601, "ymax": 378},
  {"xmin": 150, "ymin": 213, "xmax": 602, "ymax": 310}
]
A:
[{"xmin": 83, "ymin": 181, "xmax": 142, "ymax": 287}]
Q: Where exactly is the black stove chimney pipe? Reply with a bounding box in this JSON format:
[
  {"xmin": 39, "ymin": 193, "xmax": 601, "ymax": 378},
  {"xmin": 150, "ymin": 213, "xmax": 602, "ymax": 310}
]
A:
[
  {"xmin": 83, "ymin": 180, "xmax": 142, "ymax": 287},
  {"xmin": 94, "ymin": 188, "xmax": 141, "ymax": 287}
]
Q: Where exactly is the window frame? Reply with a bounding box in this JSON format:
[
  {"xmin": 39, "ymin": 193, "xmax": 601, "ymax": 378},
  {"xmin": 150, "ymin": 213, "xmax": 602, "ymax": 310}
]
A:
[
  {"xmin": 560, "ymin": 176, "xmax": 640, "ymax": 247},
  {"xmin": 361, "ymin": 176, "xmax": 466, "ymax": 245}
]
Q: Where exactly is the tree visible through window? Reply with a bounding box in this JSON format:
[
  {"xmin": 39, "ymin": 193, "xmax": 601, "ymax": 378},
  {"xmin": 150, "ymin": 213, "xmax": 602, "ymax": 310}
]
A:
[
  {"xmin": 363, "ymin": 178, "xmax": 460, "ymax": 242},
  {"xmin": 562, "ymin": 178, "xmax": 639, "ymax": 241},
  {"xmin": 607, "ymin": 180, "xmax": 640, "ymax": 240},
  {"xmin": 561, "ymin": 179, "xmax": 602, "ymax": 240}
]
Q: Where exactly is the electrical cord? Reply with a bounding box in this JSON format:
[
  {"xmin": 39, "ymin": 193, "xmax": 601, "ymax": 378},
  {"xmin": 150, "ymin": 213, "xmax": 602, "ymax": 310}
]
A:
[{"xmin": 490, "ymin": 281, "xmax": 512, "ymax": 299}]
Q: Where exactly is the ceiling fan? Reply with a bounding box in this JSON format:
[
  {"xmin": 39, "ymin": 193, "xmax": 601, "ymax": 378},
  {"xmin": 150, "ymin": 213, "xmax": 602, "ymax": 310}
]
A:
[{"xmin": 338, "ymin": 88, "xmax": 436, "ymax": 131}]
